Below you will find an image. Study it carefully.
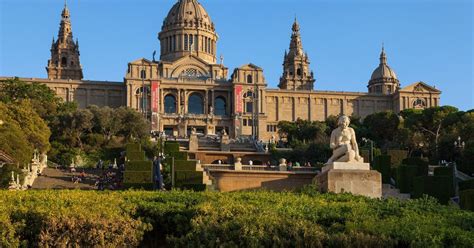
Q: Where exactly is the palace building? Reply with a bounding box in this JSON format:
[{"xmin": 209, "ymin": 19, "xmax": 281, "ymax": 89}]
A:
[{"xmin": 0, "ymin": 0, "xmax": 441, "ymax": 140}]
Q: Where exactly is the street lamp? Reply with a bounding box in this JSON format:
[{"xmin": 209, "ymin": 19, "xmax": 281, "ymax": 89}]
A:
[
  {"xmin": 454, "ymin": 136, "xmax": 465, "ymax": 150},
  {"xmin": 362, "ymin": 137, "xmax": 374, "ymax": 162}
]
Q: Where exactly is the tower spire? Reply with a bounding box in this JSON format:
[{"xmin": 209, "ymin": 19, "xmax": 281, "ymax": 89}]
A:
[
  {"xmin": 380, "ymin": 43, "xmax": 387, "ymax": 65},
  {"xmin": 279, "ymin": 19, "xmax": 315, "ymax": 91},
  {"xmin": 46, "ymin": 2, "xmax": 83, "ymax": 80}
]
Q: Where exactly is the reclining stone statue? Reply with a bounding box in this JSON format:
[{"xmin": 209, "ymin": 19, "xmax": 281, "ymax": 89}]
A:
[{"xmin": 326, "ymin": 115, "xmax": 364, "ymax": 164}]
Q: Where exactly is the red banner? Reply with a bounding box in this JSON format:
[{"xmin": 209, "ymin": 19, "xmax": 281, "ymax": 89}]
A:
[
  {"xmin": 151, "ymin": 81, "xmax": 160, "ymax": 113},
  {"xmin": 235, "ymin": 85, "xmax": 243, "ymax": 113}
]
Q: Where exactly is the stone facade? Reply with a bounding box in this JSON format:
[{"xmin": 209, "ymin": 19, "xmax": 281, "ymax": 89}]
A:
[{"xmin": 0, "ymin": 0, "xmax": 441, "ymax": 141}]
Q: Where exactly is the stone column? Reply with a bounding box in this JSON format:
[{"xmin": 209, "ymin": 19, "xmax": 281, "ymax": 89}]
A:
[
  {"xmin": 177, "ymin": 89, "xmax": 181, "ymax": 114},
  {"xmin": 205, "ymin": 90, "xmax": 209, "ymax": 114},
  {"xmin": 308, "ymin": 96, "xmax": 312, "ymax": 121}
]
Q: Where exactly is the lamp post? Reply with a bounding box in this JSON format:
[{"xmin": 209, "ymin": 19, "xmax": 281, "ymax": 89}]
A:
[
  {"xmin": 452, "ymin": 136, "xmax": 465, "ymax": 197},
  {"xmin": 362, "ymin": 137, "xmax": 374, "ymax": 163}
]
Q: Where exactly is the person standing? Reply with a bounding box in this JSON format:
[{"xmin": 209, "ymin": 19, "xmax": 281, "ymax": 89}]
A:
[{"xmin": 153, "ymin": 156, "xmax": 164, "ymax": 190}]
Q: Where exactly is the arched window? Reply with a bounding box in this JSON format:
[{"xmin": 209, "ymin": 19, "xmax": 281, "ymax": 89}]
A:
[
  {"xmin": 297, "ymin": 68, "xmax": 302, "ymax": 76},
  {"xmin": 189, "ymin": 35, "xmax": 194, "ymax": 51},
  {"xmin": 215, "ymin": 97, "xmax": 226, "ymax": 116},
  {"xmin": 140, "ymin": 69, "xmax": 146, "ymax": 79},
  {"xmin": 164, "ymin": 95, "xmax": 177, "ymax": 114},
  {"xmin": 247, "ymin": 74, "xmax": 253, "ymax": 84},
  {"xmin": 188, "ymin": 93, "xmax": 203, "ymax": 114},
  {"xmin": 243, "ymin": 91, "xmax": 254, "ymax": 114},
  {"xmin": 61, "ymin": 57, "xmax": 67, "ymax": 67}
]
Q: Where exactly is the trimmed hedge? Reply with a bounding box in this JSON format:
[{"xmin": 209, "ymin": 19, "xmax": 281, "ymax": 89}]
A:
[
  {"xmin": 413, "ymin": 176, "xmax": 454, "ymax": 204},
  {"xmin": 373, "ymin": 155, "xmax": 391, "ymax": 183},
  {"xmin": 164, "ymin": 142, "xmax": 180, "ymax": 153},
  {"xmin": 386, "ymin": 149, "xmax": 408, "ymax": 167},
  {"xmin": 434, "ymin": 166, "xmax": 454, "ymax": 177},
  {"xmin": 1, "ymin": 190, "xmax": 473, "ymax": 247},
  {"xmin": 126, "ymin": 143, "xmax": 141, "ymax": 153},
  {"xmin": 124, "ymin": 143, "xmax": 153, "ymax": 189},
  {"xmin": 127, "ymin": 151, "xmax": 146, "ymax": 161},
  {"xmin": 460, "ymin": 189, "xmax": 474, "ymax": 211},
  {"xmin": 126, "ymin": 161, "xmax": 152, "ymax": 171},
  {"xmin": 459, "ymin": 179, "xmax": 474, "ymax": 191},
  {"xmin": 396, "ymin": 165, "xmax": 418, "ymax": 194},
  {"xmin": 169, "ymin": 151, "xmax": 187, "ymax": 161},
  {"xmin": 401, "ymin": 157, "xmax": 429, "ymax": 176},
  {"xmin": 124, "ymin": 171, "xmax": 153, "ymax": 184}
]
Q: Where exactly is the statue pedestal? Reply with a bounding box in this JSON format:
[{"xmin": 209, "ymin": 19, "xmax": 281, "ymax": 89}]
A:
[
  {"xmin": 221, "ymin": 134, "xmax": 230, "ymax": 152},
  {"xmin": 316, "ymin": 162, "xmax": 381, "ymax": 198},
  {"xmin": 189, "ymin": 134, "xmax": 198, "ymax": 152}
]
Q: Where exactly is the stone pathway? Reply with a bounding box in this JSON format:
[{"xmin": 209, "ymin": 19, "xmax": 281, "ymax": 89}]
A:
[{"xmin": 32, "ymin": 167, "xmax": 100, "ymax": 190}]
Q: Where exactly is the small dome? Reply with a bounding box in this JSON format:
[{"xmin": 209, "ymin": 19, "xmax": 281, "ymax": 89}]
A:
[
  {"xmin": 369, "ymin": 47, "xmax": 398, "ymax": 82},
  {"xmin": 162, "ymin": 0, "xmax": 214, "ymax": 31},
  {"xmin": 370, "ymin": 64, "xmax": 397, "ymax": 81}
]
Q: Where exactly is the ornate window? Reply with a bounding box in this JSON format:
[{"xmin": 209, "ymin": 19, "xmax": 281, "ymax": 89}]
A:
[
  {"xmin": 188, "ymin": 93, "xmax": 204, "ymax": 114},
  {"xmin": 184, "ymin": 34, "xmax": 188, "ymax": 51},
  {"xmin": 164, "ymin": 95, "xmax": 177, "ymax": 114},
  {"xmin": 215, "ymin": 97, "xmax": 226, "ymax": 116},
  {"xmin": 297, "ymin": 68, "xmax": 302, "ymax": 76},
  {"xmin": 61, "ymin": 57, "xmax": 67, "ymax": 67},
  {"xmin": 180, "ymin": 68, "xmax": 203, "ymax": 78},
  {"xmin": 413, "ymin": 98, "xmax": 426, "ymax": 109},
  {"xmin": 135, "ymin": 86, "xmax": 151, "ymax": 112}
]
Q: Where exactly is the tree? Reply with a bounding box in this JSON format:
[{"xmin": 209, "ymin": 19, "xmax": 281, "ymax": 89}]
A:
[
  {"xmin": 363, "ymin": 111, "xmax": 400, "ymax": 149},
  {"xmin": 0, "ymin": 101, "xmax": 50, "ymax": 166},
  {"xmin": 402, "ymin": 106, "xmax": 459, "ymax": 161},
  {"xmin": 0, "ymin": 78, "xmax": 62, "ymax": 121}
]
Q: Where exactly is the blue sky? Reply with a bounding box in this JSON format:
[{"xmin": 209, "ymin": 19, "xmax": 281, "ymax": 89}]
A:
[{"xmin": 0, "ymin": 0, "xmax": 472, "ymax": 110}]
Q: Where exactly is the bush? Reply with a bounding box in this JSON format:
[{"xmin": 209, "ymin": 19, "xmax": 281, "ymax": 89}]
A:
[{"xmin": 0, "ymin": 190, "xmax": 473, "ymax": 247}]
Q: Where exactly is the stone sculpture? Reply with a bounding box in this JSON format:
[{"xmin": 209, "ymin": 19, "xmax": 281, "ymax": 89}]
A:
[{"xmin": 326, "ymin": 115, "xmax": 363, "ymax": 164}]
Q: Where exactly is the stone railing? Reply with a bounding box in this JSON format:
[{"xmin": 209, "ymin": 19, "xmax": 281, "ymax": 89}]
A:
[{"xmin": 9, "ymin": 154, "xmax": 48, "ymax": 190}]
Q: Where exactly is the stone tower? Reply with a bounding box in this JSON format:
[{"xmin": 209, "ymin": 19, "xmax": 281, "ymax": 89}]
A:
[
  {"xmin": 279, "ymin": 18, "xmax": 315, "ymax": 91},
  {"xmin": 159, "ymin": 0, "xmax": 218, "ymax": 64},
  {"xmin": 368, "ymin": 46, "xmax": 399, "ymax": 95},
  {"xmin": 46, "ymin": 2, "xmax": 83, "ymax": 80}
]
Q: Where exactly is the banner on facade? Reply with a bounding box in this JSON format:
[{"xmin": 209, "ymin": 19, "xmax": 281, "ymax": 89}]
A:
[
  {"xmin": 235, "ymin": 85, "xmax": 243, "ymax": 113},
  {"xmin": 151, "ymin": 81, "xmax": 160, "ymax": 113}
]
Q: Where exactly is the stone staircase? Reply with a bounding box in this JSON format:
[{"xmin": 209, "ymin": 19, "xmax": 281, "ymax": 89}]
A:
[
  {"xmin": 382, "ymin": 184, "xmax": 410, "ymax": 200},
  {"xmin": 196, "ymin": 162, "xmax": 215, "ymax": 190}
]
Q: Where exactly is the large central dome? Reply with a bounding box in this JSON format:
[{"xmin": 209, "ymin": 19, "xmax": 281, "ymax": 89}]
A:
[
  {"xmin": 159, "ymin": 0, "xmax": 218, "ymax": 64},
  {"xmin": 163, "ymin": 0, "xmax": 214, "ymax": 32}
]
